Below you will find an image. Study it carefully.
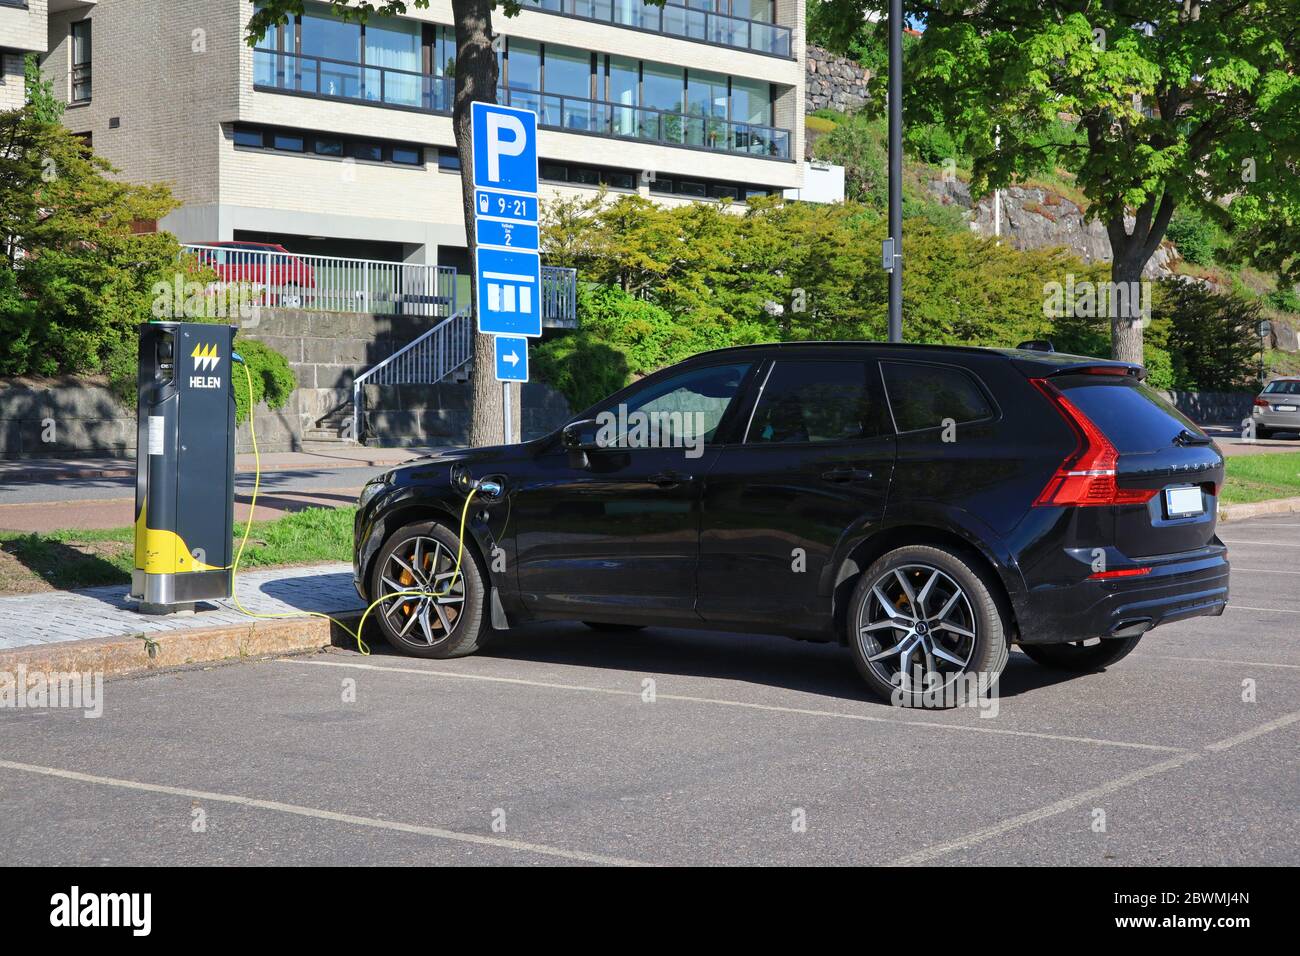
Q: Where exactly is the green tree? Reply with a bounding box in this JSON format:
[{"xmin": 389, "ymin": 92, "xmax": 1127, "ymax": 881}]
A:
[
  {"xmin": 0, "ymin": 105, "xmax": 181, "ymax": 375},
  {"xmin": 822, "ymin": 1, "xmax": 1300, "ymax": 366}
]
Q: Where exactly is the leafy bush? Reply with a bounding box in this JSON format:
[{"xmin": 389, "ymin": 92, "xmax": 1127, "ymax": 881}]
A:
[
  {"xmin": 532, "ymin": 331, "xmax": 631, "ymax": 413},
  {"xmin": 1167, "ymin": 207, "xmax": 1223, "ymax": 267},
  {"xmin": 1265, "ymin": 286, "xmax": 1300, "ymax": 313},
  {"xmin": 229, "ymin": 338, "xmax": 297, "ymax": 424},
  {"xmin": 812, "ymin": 113, "xmax": 888, "ymax": 208},
  {"xmin": 1157, "ymin": 280, "xmax": 1261, "ymax": 391}
]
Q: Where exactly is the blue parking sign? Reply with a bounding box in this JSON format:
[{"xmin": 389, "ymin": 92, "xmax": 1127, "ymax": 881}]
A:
[
  {"xmin": 471, "ymin": 102, "xmax": 538, "ymax": 194},
  {"xmin": 494, "ymin": 335, "xmax": 529, "ymax": 383},
  {"xmin": 476, "ymin": 247, "xmax": 542, "ymax": 337}
]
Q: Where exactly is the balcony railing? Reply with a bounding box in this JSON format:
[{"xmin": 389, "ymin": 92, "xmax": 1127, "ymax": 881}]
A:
[
  {"xmin": 254, "ymin": 48, "xmax": 453, "ymax": 113},
  {"xmin": 519, "ymin": 0, "xmax": 793, "ymax": 58},
  {"xmin": 253, "ymin": 49, "xmax": 791, "ymax": 160},
  {"xmin": 498, "ymin": 86, "xmax": 790, "ymax": 159}
]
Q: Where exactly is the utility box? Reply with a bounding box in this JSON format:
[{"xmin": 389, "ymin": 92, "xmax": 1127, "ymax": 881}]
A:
[{"xmin": 131, "ymin": 321, "xmax": 237, "ymax": 610}]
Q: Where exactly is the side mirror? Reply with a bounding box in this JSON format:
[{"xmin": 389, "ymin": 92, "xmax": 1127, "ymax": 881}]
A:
[
  {"xmin": 561, "ymin": 418, "xmax": 600, "ymax": 469},
  {"xmin": 561, "ymin": 418, "xmax": 600, "ymax": 450}
]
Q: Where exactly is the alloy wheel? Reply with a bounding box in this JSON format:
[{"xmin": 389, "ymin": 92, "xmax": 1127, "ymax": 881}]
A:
[
  {"xmin": 856, "ymin": 563, "xmax": 977, "ymax": 693},
  {"xmin": 378, "ymin": 535, "xmax": 465, "ymax": 646}
]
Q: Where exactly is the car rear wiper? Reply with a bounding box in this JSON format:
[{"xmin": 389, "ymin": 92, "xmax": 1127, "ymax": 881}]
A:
[{"xmin": 1173, "ymin": 428, "xmax": 1213, "ymax": 446}]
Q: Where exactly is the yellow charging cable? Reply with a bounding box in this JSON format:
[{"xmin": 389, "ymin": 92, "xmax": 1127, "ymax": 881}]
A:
[{"xmin": 230, "ymin": 361, "xmax": 476, "ymax": 655}]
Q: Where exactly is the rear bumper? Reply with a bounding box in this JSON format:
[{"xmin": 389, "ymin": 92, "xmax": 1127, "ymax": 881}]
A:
[
  {"xmin": 1252, "ymin": 408, "xmax": 1300, "ymax": 430},
  {"xmin": 1017, "ymin": 545, "xmax": 1229, "ymax": 644}
]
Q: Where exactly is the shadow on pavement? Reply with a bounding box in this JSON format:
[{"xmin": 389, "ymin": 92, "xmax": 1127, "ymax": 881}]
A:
[{"xmin": 362, "ymin": 620, "xmax": 1085, "ymax": 707}]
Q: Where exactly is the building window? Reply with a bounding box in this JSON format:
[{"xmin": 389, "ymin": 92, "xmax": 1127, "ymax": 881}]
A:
[
  {"xmin": 391, "ymin": 146, "xmax": 423, "ymax": 166},
  {"xmin": 233, "ymin": 127, "xmax": 265, "ymax": 148},
  {"xmin": 71, "ymin": 20, "xmax": 92, "ymax": 103},
  {"xmin": 231, "ymin": 124, "xmax": 424, "ymax": 169},
  {"xmin": 437, "ymin": 148, "xmax": 461, "ymax": 171}
]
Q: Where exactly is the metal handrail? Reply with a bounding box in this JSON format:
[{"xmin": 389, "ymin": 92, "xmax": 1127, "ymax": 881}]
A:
[{"xmin": 351, "ymin": 306, "xmax": 474, "ymax": 441}]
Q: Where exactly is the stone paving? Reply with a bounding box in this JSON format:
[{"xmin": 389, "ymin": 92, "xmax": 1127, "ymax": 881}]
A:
[{"xmin": 0, "ymin": 564, "xmax": 360, "ymax": 651}]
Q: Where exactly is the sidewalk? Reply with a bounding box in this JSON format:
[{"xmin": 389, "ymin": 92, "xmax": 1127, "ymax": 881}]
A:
[
  {"xmin": 0, "ymin": 446, "xmax": 446, "ymax": 483},
  {"xmin": 0, "ymin": 562, "xmax": 359, "ymax": 651}
]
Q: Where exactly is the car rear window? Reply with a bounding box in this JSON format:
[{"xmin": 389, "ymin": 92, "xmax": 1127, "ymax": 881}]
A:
[
  {"xmin": 881, "ymin": 361, "xmax": 994, "ymax": 432},
  {"xmin": 1264, "ymin": 380, "xmax": 1300, "ymax": 395},
  {"xmin": 1053, "ymin": 375, "xmax": 1203, "ymax": 451}
]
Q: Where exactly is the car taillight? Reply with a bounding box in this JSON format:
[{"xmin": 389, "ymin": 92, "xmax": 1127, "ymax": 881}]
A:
[
  {"xmin": 1253, "ymin": 398, "xmax": 1270, "ymax": 407},
  {"xmin": 1030, "ymin": 378, "xmax": 1158, "ymax": 507}
]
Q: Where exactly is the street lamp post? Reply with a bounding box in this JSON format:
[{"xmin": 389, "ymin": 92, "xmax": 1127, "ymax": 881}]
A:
[{"xmin": 886, "ymin": 0, "xmax": 904, "ymax": 343}]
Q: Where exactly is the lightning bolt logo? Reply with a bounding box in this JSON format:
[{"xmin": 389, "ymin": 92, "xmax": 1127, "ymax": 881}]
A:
[{"xmin": 191, "ymin": 342, "xmax": 219, "ymax": 372}]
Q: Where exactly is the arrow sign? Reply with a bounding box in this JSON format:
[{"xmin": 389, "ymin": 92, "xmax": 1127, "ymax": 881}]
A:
[{"xmin": 494, "ymin": 335, "xmax": 529, "ymax": 383}]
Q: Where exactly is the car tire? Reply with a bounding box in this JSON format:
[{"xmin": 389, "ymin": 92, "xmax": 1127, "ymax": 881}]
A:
[
  {"xmin": 848, "ymin": 544, "xmax": 1010, "ymax": 708},
  {"xmin": 1255, "ymin": 425, "xmax": 1272, "ymax": 439},
  {"xmin": 369, "ymin": 520, "xmax": 488, "ymax": 659},
  {"xmin": 582, "ymin": 622, "xmax": 646, "ymax": 632},
  {"xmin": 1020, "ymin": 634, "xmax": 1142, "ymax": 672}
]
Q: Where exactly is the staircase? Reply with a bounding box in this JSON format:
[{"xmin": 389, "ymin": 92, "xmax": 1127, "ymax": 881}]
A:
[{"xmin": 315, "ymin": 265, "xmax": 578, "ymax": 446}]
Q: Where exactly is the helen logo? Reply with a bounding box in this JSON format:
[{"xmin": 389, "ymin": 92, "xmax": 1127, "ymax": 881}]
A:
[
  {"xmin": 191, "ymin": 342, "xmax": 219, "ymax": 372},
  {"xmin": 50, "ymin": 886, "xmax": 152, "ymax": 937},
  {"xmin": 190, "ymin": 342, "xmax": 222, "ymax": 389}
]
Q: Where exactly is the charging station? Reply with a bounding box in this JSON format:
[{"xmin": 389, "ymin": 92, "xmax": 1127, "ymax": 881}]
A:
[{"xmin": 131, "ymin": 321, "xmax": 237, "ymax": 611}]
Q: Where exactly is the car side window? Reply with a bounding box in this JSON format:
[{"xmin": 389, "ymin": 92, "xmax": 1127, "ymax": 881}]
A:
[
  {"xmin": 596, "ymin": 363, "xmax": 751, "ymax": 448},
  {"xmin": 745, "ymin": 360, "xmax": 885, "ymax": 444},
  {"xmin": 881, "ymin": 361, "xmax": 994, "ymax": 433}
]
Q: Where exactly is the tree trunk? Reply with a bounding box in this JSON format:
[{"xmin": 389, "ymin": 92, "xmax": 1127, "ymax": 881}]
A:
[
  {"xmin": 1109, "ymin": 251, "xmax": 1147, "ymax": 366},
  {"xmin": 451, "ymin": 0, "xmax": 506, "ymax": 447}
]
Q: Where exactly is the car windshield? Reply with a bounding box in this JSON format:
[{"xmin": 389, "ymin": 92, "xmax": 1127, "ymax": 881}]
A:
[{"xmin": 1263, "ymin": 380, "xmax": 1300, "ymax": 395}]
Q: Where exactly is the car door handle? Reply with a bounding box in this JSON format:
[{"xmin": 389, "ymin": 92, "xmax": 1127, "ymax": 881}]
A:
[
  {"xmin": 649, "ymin": 471, "xmax": 693, "ymax": 488},
  {"xmin": 821, "ymin": 467, "xmax": 873, "ymax": 483}
]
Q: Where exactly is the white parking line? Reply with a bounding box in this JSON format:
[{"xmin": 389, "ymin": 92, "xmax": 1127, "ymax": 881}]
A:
[
  {"xmin": 279, "ymin": 658, "xmax": 1185, "ymax": 754},
  {"xmin": 0, "ymin": 758, "xmax": 651, "ymax": 867},
  {"xmin": 1231, "ymin": 567, "xmax": 1300, "ymax": 574},
  {"xmin": 1138, "ymin": 654, "xmax": 1300, "ymax": 671},
  {"xmin": 888, "ymin": 710, "xmax": 1300, "ymax": 866},
  {"xmin": 1227, "ymin": 604, "xmax": 1300, "ymax": 614}
]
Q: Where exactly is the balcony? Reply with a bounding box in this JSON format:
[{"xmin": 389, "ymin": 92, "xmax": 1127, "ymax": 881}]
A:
[
  {"xmin": 253, "ymin": 49, "xmax": 792, "ymax": 160},
  {"xmin": 498, "ymin": 86, "xmax": 790, "ymax": 159},
  {"xmin": 518, "ymin": 0, "xmax": 793, "ymax": 59}
]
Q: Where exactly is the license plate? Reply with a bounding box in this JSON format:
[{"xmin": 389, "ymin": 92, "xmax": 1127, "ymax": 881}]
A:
[
  {"xmin": 1273, "ymin": 404, "xmax": 1297, "ymax": 412},
  {"xmin": 1165, "ymin": 486, "xmax": 1204, "ymax": 518}
]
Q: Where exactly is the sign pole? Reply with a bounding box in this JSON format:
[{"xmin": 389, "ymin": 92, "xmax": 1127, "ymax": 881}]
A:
[{"xmin": 502, "ymin": 381, "xmax": 512, "ymax": 444}]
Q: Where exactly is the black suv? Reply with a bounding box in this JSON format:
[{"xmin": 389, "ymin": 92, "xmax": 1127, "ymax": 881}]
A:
[{"xmin": 354, "ymin": 343, "xmax": 1229, "ymax": 704}]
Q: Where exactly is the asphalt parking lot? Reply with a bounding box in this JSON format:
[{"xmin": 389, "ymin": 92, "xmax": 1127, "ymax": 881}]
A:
[{"xmin": 2, "ymin": 513, "xmax": 1297, "ymax": 867}]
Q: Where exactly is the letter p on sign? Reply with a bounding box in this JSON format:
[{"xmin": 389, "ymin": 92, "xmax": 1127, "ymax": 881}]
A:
[{"xmin": 471, "ymin": 102, "xmax": 539, "ymax": 194}]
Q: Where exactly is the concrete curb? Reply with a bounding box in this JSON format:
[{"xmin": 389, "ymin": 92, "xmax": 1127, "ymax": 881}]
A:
[
  {"xmin": 0, "ymin": 614, "xmax": 361, "ymax": 680},
  {"xmin": 1219, "ymin": 495, "xmax": 1300, "ymax": 521}
]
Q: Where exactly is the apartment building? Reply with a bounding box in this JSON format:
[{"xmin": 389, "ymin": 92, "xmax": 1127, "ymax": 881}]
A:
[
  {"xmin": 1, "ymin": 0, "xmax": 52, "ymax": 111},
  {"xmin": 32, "ymin": 0, "xmax": 806, "ymax": 271}
]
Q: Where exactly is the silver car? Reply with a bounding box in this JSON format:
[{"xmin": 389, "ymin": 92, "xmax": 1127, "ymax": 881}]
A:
[{"xmin": 1253, "ymin": 378, "xmax": 1300, "ymax": 438}]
